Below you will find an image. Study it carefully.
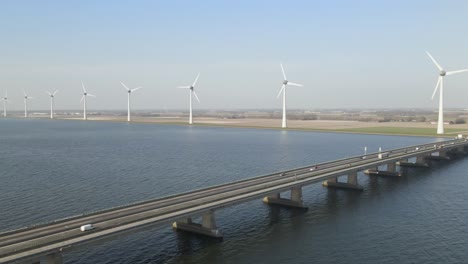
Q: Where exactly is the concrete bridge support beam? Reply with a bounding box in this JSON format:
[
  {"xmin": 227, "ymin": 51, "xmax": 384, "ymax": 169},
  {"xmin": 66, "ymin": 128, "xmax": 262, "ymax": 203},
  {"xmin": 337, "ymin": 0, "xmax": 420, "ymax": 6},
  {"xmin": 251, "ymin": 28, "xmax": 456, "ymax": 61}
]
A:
[
  {"xmin": 172, "ymin": 210, "xmax": 223, "ymax": 238},
  {"xmin": 263, "ymin": 187, "xmax": 306, "ymax": 208},
  {"xmin": 44, "ymin": 253, "xmax": 63, "ymax": 264},
  {"xmin": 426, "ymin": 152, "xmax": 451, "ymax": 161},
  {"xmin": 364, "ymin": 162, "xmax": 401, "ymax": 176},
  {"xmin": 322, "ymin": 172, "xmax": 363, "ymax": 191},
  {"xmin": 267, "ymin": 193, "xmax": 281, "ymax": 200},
  {"xmin": 397, "ymin": 156, "xmax": 429, "ymax": 168},
  {"xmin": 449, "ymin": 146, "xmax": 467, "ymax": 156},
  {"xmin": 439, "ymin": 150, "xmax": 448, "ymax": 157},
  {"xmin": 416, "ymin": 155, "xmax": 428, "ymax": 165}
]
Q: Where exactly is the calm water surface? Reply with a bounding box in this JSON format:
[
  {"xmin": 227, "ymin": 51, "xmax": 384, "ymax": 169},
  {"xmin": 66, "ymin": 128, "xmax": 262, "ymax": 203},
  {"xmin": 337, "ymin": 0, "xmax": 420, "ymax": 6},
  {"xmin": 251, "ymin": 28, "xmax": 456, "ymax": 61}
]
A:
[{"xmin": 0, "ymin": 119, "xmax": 467, "ymax": 264}]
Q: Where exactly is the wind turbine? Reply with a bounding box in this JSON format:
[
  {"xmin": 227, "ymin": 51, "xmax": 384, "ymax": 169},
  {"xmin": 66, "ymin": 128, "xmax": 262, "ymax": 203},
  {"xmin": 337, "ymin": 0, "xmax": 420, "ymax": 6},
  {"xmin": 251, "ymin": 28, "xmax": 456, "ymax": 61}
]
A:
[
  {"xmin": 23, "ymin": 90, "xmax": 33, "ymax": 118},
  {"xmin": 426, "ymin": 51, "xmax": 468, "ymax": 134},
  {"xmin": 1, "ymin": 90, "xmax": 10, "ymax": 117},
  {"xmin": 277, "ymin": 64, "xmax": 303, "ymax": 128},
  {"xmin": 80, "ymin": 82, "xmax": 95, "ymax": 120},
  {"xmin": 177, "ymin": 73, "xmax": 200, "ymax": 125},
  {"xmin": 121, "ymin": 82, "xmax": 142, "ymax": 122},
  {"xmin": 46, "ymin": 90, "xmax": 59, "ymax": 119}
]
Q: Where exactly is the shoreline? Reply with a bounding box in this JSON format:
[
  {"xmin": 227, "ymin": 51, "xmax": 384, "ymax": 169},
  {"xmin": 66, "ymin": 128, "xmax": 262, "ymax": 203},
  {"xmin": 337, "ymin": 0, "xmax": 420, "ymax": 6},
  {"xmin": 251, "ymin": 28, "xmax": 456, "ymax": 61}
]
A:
[{"xmin": 2, "ymin": 116, "xmax": 467, "ymax": 138}]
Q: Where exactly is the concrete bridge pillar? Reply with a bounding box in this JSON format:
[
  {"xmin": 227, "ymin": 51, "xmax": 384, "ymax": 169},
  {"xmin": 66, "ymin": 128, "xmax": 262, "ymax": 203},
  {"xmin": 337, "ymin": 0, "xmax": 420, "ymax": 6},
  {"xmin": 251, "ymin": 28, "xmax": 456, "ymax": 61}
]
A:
[
  {"xmin": 202, "ymin": 210, "xmax": 217, "ymax": 230},
  {"xmin": 322, "ymin": 172, "xmax": 363, "ymax": 191},
  {"xmin": 449, "ymin": 146, "xmax": 467, "ymax": 156},
  {"xmin": 44, "ymin": 253, "xmax": 63, "ymax": 264},
  {"xmin": 290, "ymin": 187, "xmax": 303, "ymax": 204},
  {"xmin": 365, "ymin": 162, "xmax": 401, "ymax": 176},
  {"xmin": 263, "ymin": 187, "xmax": 306, "ymax": 208},
  {"xmin": 439, "ymin": 149, "xmax": 448, "ymax": 157},
  {"xmin": 327, "ymin": 177, "xmax": 337, "ymax": 183},
  {"xmin": 416, "ymin": 155, "xmax": 427, "ymax": 165},
  {"xmin": 347, "ymin": 171, "xmax": 358, "ymax": 185},
  {"xmin": 267, "ymin": 193, "xmax": 281, "ymax": 200},
  {"xmin": 397, "ymin": 156, "xmax": 429, "ymax": 168},
  {"xmin": 172, "ymin": 210, "xmax": 222, "ymax": 238}
]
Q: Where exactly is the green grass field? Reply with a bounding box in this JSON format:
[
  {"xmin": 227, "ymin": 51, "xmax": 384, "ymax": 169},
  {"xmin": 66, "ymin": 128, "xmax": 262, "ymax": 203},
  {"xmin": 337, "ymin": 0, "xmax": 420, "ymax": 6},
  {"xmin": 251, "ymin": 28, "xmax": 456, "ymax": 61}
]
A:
[{"xmin": 337, "ymin": 127, "xmax": 468, "ymax": 137}]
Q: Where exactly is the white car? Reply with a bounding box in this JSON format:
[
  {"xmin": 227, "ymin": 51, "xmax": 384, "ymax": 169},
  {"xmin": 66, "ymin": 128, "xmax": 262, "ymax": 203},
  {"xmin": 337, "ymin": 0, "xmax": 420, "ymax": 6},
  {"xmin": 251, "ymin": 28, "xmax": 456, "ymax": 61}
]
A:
[{"xmin": 80, "ymin": 224, "xmax": 95, "ymax": 231}]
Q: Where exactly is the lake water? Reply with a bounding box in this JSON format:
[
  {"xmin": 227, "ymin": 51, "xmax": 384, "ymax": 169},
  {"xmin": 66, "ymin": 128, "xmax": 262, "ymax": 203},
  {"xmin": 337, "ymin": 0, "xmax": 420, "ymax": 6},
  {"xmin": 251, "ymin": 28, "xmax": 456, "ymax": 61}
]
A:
[{"xmin": 0, "ymin": 119, "xmax": 467, "ymax": 264}]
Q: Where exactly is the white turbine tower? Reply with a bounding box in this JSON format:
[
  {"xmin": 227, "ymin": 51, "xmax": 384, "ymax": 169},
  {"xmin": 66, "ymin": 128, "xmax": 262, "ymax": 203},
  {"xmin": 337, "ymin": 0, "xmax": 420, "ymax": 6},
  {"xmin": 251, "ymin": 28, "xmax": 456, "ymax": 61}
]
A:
[
  {"xmin": 121, "ymin": 82, "xmax": 142, "ymax": 122},
  {"xmin": 80, "ymin": 82, "xmax": 95, "ymax": 120},
  {"xmin": 277, "ymin": 64, "xmax": 303, "ymax": 128},
  {"xmin": 46, "ymin": 90, "xmax": 59, "ymax": 119},
  {"xmin": 1, "ymin": 90, "xmax": 10, "ymax": 117},
  {"xmin": 426, "ymin": 51, "xmax": 468, "ymax": 134},
  {"xmin": 23, "ymin": 90, "xmax": 33, "ymax": 118},
  {"xmin": 177, "ymin": 73, "xmax": 200, "ymax": 125}
]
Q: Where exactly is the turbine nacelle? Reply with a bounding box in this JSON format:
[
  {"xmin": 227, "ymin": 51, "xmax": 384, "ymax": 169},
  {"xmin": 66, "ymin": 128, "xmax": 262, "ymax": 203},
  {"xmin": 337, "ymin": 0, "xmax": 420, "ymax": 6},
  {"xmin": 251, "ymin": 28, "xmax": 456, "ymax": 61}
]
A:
[
  {"xmin": 47, "ymin": 90, "xmax": 59, "ymax": 98},
  {"xmin": 440, "ymin": 70, "xmax": 446, "ymax": 76},
  {"xmin": 121, "ymin": 82, "xmax": 142, "ymax": 94},
  {"xmin": 283, "ymin": 80, "xmax": 288, "ymax": 85}
]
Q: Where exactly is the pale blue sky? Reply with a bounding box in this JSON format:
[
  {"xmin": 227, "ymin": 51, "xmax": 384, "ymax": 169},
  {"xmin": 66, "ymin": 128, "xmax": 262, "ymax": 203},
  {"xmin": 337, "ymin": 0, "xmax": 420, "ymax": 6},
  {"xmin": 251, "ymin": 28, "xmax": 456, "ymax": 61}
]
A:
[{"xmin": 1, "ymin": 1, "xmax": 468, "ymax": 111}]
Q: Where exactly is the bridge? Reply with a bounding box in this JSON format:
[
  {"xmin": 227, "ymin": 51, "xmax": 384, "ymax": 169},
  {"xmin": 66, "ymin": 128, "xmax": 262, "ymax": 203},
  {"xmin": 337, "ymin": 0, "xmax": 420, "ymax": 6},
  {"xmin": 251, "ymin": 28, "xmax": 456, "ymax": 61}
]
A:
[{"xmin": 1, "ymin": 137, "xmax": 467, "ymax": 264}]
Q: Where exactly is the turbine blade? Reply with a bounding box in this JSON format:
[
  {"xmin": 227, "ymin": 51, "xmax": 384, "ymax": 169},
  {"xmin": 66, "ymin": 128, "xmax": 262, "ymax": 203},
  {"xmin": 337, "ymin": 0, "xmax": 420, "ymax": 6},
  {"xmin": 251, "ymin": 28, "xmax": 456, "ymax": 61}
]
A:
[
  {"xmin": 80, "ymin": 95, "xmax": 84, "ymax": 103},
  {"xmin": 81, "ymin": 81, "xmax": 87, "ymax": 93},
  {"xmin": 280, "ymin": 63, "xmax": 287, "ymax": 80},
  {"xmin": 23, "ymin": 89, "xmax": 27, "ymax": 96},
  {"xmin": 53, "ymin": 90, "xmax": 59, "ymax": 96},
  {"xmin": 46, "ymin": 91, "xmax": 52, "ymax": 96},
  {"xmin": 446, "ymin": 69, "xmax": 468, "ymax": 76},
  {"xmin": 288, "ymin": 82, "xmax": 303, "ymax": 87},
  {"xmin": 193, "ymin": 91, "xmax": 200, "ymax": 103},
  {"xmin": 192, "ymin": 73, "xmax": 200, "ymax": 87},
  {"xmin": 425, "ymin": 51, "xmax": 443, "ymax": 71},
  {"xmin": 277, "ymin": 84, "xmax": 285, "ymax": 99},
  {"xmin": 121, "ymin": 81, "xmax": 130, "ymax": 91},
  {"xmin": 131, "ymin": 87, "xmax": 142, "ymax": 92},
  {"xmin": 87, "ymin": 93, "xmax": 96, "ymax": 97},
  {"xmin": 431, "ymin": 76, "xmax": 441, "ymax": 100},
  {"xmin": 177, "ymin": 86, "xmax": 191, "ymax": 89}
]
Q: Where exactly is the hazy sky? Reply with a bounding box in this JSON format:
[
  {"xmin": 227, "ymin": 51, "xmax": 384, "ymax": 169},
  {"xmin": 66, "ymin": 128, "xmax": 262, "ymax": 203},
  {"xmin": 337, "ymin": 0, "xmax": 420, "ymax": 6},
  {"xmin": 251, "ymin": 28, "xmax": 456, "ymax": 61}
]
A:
[{"xmin": 1, "ymin": 0, "xmax": 468, "ymax": 111}]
